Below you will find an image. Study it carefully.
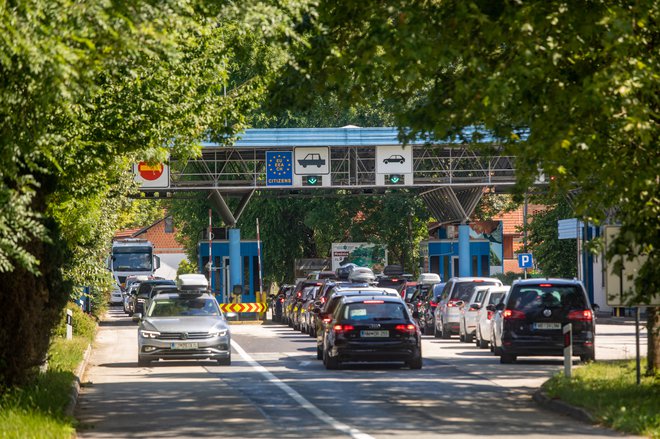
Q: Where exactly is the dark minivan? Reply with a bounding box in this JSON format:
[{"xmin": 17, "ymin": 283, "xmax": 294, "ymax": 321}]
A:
[{"xmin": 492, "ymin": 278, "xmax": 596, "ymax": 363}]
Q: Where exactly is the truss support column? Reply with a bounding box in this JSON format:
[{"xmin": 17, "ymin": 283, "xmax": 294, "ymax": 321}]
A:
[
  {"xmin": 229, "ymin": 228, "xmax": 243, "ymax": 297},
  {"xmin": 458, "ymin": 223, "xmax": 471, "ymax": 277},
  {"xmin": 209, "ymin": 190, "xmax": 236, "ymax": 227}
]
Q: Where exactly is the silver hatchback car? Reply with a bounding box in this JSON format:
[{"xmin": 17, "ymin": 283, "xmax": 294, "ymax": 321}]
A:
[{"xmin": 137, "ymin": 291, "xmax": 232, "ymax": 366}]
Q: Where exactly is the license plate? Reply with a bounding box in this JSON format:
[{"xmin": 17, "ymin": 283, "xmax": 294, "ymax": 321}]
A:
[
  {"xmin": 533, "ymin": 322, "xmax": 561, "ymax": 330},
  {"xmin": 360, "ymin": 330, "xmax": 389, "ymax": 338},
  {"xmin": 170, "ymin": 342, "xmax": 198, "ymax": 350}
]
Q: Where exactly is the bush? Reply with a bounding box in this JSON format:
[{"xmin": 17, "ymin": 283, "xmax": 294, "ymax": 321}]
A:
[
  {"xmin": 52, "ymin": 302, "xmax": 97, "ymax": 343},
  {"xmin": 0, "ymin": 217, "xmax": 72, "ymax": 389},
  {"xmin": 177, "ymin": 259, "xmax": 198, "ymax": 276}
]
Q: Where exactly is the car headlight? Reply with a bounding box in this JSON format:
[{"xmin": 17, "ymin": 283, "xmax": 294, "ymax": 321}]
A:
[
  {"xmin": 140, "ymin": 330, "xmax": 160, "ymax": 339},
  {"xmin": 209, "ymin": 329, "xmax": 228, "ymax": 337}
]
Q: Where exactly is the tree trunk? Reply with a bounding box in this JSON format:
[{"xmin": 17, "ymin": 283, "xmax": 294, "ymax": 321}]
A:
[{"xmin": 648, "ymin": 307, "xmax": 659, "ymax": 375}]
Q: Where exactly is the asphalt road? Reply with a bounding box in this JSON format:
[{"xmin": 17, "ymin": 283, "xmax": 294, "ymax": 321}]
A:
[{"xmin": 75, "ymin": 307, "xmax": 645, "ymax": 438}]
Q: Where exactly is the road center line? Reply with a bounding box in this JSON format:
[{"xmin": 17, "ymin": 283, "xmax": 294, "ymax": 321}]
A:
[{"xmin": 231, "ymin": 340, "xmax": 374, "ymax": 439}]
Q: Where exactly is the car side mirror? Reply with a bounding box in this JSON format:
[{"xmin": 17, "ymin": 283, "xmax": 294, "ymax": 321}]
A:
[
  {"xmin": 471, "ymin": 303, "xmax": 481, "ymax": 310},
  {"xmin": 133, "ymin": 313, "xmax": 143, "ymax": 321},
  {"xmin": 486, "ymin": 304, "xmax": 496, "ymax": 312},
  {"xmin": 455, "ymin": 300, "xmax": 464, "ymax": 307},
  {"xmin": 592, "ymin": 303, "xmax": 600, "ymax": 312},
  {"xmin": 312, "ymin": 307, "xmax": 321, "ymax": 314},
  {"xmin": 495, "ymin": 303, "xmax": 505, "ymax": 311}
]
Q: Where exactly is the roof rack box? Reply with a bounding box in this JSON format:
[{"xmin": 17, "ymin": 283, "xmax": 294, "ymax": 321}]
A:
[
  {"xmin": 177, "ymin": 274, "xmax": 209, "ymax": 290},
  {"xmin": 418, "ymin": 273, "xmax": 441, "ymax": 285}
]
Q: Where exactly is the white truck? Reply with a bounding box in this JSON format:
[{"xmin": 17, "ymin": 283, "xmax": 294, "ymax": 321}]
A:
[{"xmin": 108, "ymin": 239, "xmax": 160, "ymax": 302}]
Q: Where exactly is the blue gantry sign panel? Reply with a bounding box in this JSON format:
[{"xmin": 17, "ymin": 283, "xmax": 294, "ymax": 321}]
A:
[{"xmin": 266, "ymin": 151, "xmax": 293, "ymax": 186}]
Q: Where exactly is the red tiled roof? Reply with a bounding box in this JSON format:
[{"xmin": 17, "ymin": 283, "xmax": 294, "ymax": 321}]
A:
[{"xmin": 114, "ymin": 228, "xmax": 142, "ymax": 239}]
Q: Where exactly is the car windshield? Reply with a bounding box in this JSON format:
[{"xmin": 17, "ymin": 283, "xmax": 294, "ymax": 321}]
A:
[
  {"xmin": 148, "ymin": 298, "xmax": 220, "ymax": 317},
  {"xmin": 507, "ymin": 285, "xmax": 587, "ymax": 312},
  {"xmin": 454, "ymin": 282, "xmax": 498, "ymax": 302},
  {"xmin": 341, "ymin": 302, "xmax": 407, "ymax": 322}
]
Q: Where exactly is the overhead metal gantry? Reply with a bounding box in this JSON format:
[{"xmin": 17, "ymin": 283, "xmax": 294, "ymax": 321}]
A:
[
  {"xmin": 153, "ymin": 127, "xmax": 519, "ymax": 226},
  {"xmin": 139, "ymin": 126, "xmax": 526, "ymax": 285}
]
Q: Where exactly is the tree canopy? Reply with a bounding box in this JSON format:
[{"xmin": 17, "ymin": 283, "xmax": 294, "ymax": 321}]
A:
[{"xmin": 273, "ymin": 0, "xmax": 659, "ymax": 368}]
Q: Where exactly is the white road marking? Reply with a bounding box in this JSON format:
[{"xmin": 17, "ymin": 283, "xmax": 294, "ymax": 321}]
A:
[{"xmin": 231, "ymin": 340, "xmax": 374, "ymax": 439}]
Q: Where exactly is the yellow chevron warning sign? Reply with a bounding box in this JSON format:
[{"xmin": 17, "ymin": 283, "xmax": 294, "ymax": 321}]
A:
[{"xmin": 220, "ymin": 303, "xmax": 267, "ymax": 313}]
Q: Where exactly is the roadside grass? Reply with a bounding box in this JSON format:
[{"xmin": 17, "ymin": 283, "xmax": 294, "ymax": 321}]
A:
[
  {"xmin": 543, "ymin": 359, "xmax": 660, "ymax": 438},
  {"xmin": 0, "ymin": 303, "xmax": 96, "ymax": 439}
]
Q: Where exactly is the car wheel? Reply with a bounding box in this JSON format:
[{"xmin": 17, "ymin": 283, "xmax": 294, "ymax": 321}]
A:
[
  {"xmin": 465, "ymin": 332, "xmax": 474, "ymax": 343},
  {"xmin": 580, "ymin": 353, "xmax": 595, "ymax": 363},
  {"xmin": 316, "ymin": 345, "xmax": 323, "ymax": 360},
  {"xmin": 459, "ymin": 331, "xmax": 465, "ymax": 342},
  {"xmin": 500, "ymin": 353, "xmax": 516, "ymax": 364},
  {"xmin": 138, "ymin": 356, "xmax": 151, "ymax": 367},
  {"xmin": 324, "ymin": 349, "xmax": 340, "ymax": 370},
  {"xmin": 442, "ymin": 324, "xmax": 451, "ymax": 339},
  {"xmin": 217, "ymin": 356, "xmax": 231, "ymax": 366},
  {"xmin": 478, "ymin": 338, "xmax": 489, "ymax": 349},
  {"xmin": 407, "ymin": 356, "xmax": 423, "ymax": 370}
]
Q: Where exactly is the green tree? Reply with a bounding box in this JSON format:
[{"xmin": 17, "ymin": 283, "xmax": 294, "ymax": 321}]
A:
[
  {"xmin": 0, "ymin": 0, "xmax": 304, "ymax": 387},
  {"xmin": 278, "ymin": 0, "xmax": 660, "ymax": 372},
  {"xmin": 526, "ymin": 197, "xmax": 577, "ymax": 278}
]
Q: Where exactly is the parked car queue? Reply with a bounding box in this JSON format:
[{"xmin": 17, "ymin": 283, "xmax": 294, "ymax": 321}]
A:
[{"xmin": 274, "ymin": 268, "xmax": 598, "ymax": 367}]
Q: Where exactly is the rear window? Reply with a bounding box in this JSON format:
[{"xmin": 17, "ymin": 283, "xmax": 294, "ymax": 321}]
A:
[
  {"xmin": 506, "ymin": 285, "xmax": 587, "ymax": 313},
  {"xmin": 452, "ymin": 282, "xmax": 498, "ymax": 302},
  {"xmin": 404, "ymin": 286, "xmax": 418, "ymax": 300},
  {"xmin": 340, "ymin": 302, "xmax": 408, "ymax": 322},
  {"xmin": 377, "ymin": 278, "xmax": 406, "ymax": 289},
  {"xmin": 487, "ymin": 292, "xmax": 505, "ymax": 306}
]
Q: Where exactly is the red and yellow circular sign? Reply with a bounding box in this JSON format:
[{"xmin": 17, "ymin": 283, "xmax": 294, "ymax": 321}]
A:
[{"xmin": 137, "ymin": 161, "xmax": 164, "ymax": 181}]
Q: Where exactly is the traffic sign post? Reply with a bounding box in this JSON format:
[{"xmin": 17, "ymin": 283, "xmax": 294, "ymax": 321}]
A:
[{"xmin": 518, "ymin": 253, "xmax": 533, "ymax": 279}]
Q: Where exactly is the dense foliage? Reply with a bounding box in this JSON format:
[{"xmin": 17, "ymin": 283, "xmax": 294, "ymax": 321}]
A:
[
  {"xmin": 0, "ymin": 0, "xmax": 304, "ymax": 387},
  {"xmin": 526, "ymin": 196, "xmax": 577, "ymax": 278},
  {"xmin": 276, "ymin": 0, "xmax": 660, "ymax": 370}
]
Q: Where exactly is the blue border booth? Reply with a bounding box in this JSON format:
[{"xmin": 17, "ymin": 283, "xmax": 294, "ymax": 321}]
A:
[
  {"xmin": 421, "ymin": 240, "xmax": 492, "ymax": 281},
  {"xmin": 198, "ymin": 240, "xmax": 262, "ymax": 304}
]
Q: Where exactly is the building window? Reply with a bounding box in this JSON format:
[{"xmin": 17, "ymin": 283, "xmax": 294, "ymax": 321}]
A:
[{"xmin": 164, "ymin": 216, "xmax": 174, "ymax": 233}]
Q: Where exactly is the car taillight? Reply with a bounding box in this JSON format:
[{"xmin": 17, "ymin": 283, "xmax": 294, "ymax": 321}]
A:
[
  {"xmin": 503, "ymin": 309, "xmax": 526, "ymax": 319},
  {"xmin": 279, "ymin": 298, "xmax": 284, "ymax": 303},
  {"xmin": 447, "ymin": 300, "xmax": 458, "ymax": 307},
  {"xmin": 322, "ymin": 317, "xmax": 332, "ymax": 323},
  {"xmin": 487, "ymin": 310, "xmax": 493, "ymax": 320},
  {"xmin": 297, "ymin": 292, "xmax": 302, "ymax": 298},
  {"xmin": 568, "ymin": 309, "xmax": 593, "ymax": 321},
  {"xmin": 333, "ymin": 324, "xmax": 354, "ymax": 333},
  {"xmin": 321, "ymin": 297, "xmax": 326, "ymax": 304},
  {"xmin": 468, "ymin": 305, "xmax": 479, "ymax": 311},
  {"xmin": 395, "ymin": 324, "xmax": 417, "ymax": 333}
]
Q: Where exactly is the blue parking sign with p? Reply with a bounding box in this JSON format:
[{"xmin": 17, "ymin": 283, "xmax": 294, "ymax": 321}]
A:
[{"xmin": 518, "ymin": 253, "xmax": 533, "ymax": 269}]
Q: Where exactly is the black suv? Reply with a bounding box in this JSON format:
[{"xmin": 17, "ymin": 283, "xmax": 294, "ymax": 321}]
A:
[{"xmin": 492, "ymin": 278, "xmax": 596, "ymax": 363}]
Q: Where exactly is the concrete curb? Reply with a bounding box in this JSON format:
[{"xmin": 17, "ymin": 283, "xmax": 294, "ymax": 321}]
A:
[
  {"xmin": 65, "ymin": 343, "xmax": 92, "ymax": 418},
  {"xmin": 533, "ymin": 388, "xmax": 597, "ymax": 424}
]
